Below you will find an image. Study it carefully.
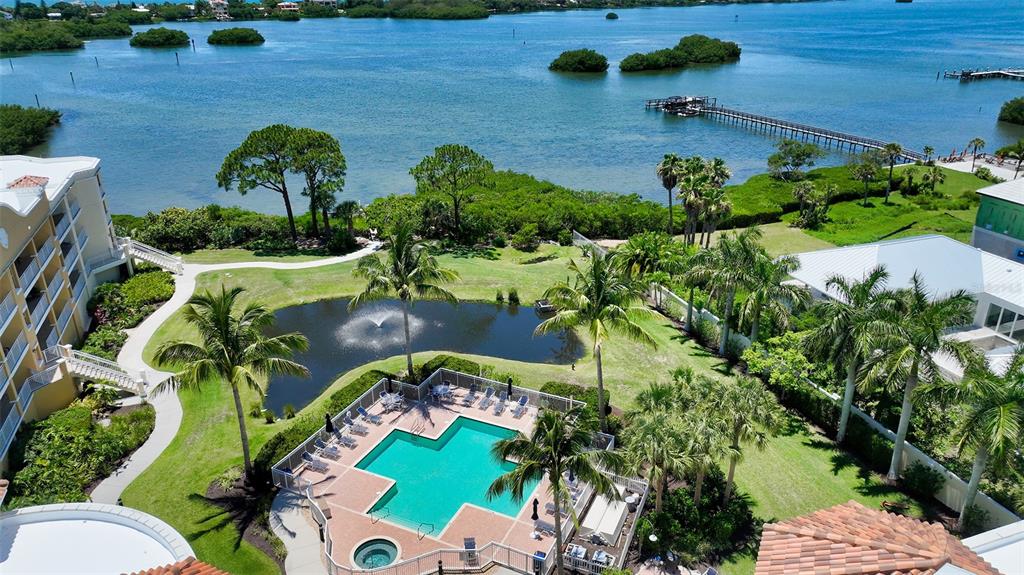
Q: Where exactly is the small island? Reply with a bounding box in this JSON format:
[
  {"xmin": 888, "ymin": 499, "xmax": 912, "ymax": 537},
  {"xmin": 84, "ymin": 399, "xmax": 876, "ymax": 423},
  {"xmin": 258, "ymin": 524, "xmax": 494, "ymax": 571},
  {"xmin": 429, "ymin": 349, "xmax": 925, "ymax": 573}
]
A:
[
  {"xmin": 344, "ymin": 0, "xmax": 488, "ymax": 20},
  {"xmin": 129, "ymin": 27, "xmax": 190, "ymax": 48},
  {"xmin": 606, "ymin": 12, "xmax": 618, "ymax": 19},
  {"xmin": 999, "ymin": 97, "xmax": 1024, "ymax": 126},
  {"xmin": 549, "ymin": 48, "xmax": 609, "ymax": 73},
  {"xmin": 207, "ymin": 27, "xmax": 266, "ymax": 45},
  {"xmin": 619, "ymin": 34, "xmax": 740, "ymax": 72},
  {"xmin": 0, "ymin": 104, "xmax": 61, "ymax": 154}
]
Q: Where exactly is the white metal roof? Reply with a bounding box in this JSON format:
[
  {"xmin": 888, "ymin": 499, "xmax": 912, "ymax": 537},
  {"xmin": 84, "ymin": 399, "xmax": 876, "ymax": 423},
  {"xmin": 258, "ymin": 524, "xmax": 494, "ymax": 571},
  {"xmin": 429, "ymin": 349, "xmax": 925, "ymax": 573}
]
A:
[
  {"xmin": 789, "ymin": 235, "xmax": 1024, "ymax": 311},
  {"xmin": 0, "ymin": 155, "xmax": 100, "ymax": 216},
  {"xmin": 976, "ymin": 177, "xmax": 1024, "ymax": 205},
  {"xmin": 963, "ymin": 519, "xmax": 1024, "ymax": 575}
]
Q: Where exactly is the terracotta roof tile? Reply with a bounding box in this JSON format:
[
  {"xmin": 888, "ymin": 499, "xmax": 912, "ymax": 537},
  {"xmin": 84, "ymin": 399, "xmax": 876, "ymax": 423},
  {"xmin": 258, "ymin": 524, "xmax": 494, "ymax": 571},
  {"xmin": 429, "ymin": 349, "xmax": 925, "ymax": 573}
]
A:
[
  {"xmin": 6, "ymin": 175, "xmax": 49, "ymax": 188},
  {"xmin": 124, "ymin": 557, "xmax": 230, "ymax": 575},
  {"xmin": 753, "ymin": 501, "xmax": 1003, "ymax": 575}
]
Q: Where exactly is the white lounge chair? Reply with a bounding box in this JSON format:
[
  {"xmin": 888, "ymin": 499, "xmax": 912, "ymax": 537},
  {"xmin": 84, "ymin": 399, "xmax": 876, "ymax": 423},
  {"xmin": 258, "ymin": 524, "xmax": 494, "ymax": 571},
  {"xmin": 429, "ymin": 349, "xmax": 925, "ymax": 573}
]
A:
[
  {"xmin": 478, "ymin": 387, "xmax": 495, "ymax": 409},
  {"xmin": 332, "ymin": 429, "xmax": 357, "ymax": 448},
  {"xmin": 357, "ymin": 406, "xmax": 382, "ymax": 425},
  {"xmin": 462, "ymin": 384, "xmax": 479, "ymax": 406},
  {"xmin": 511, "ymin": 395, "xmax": 529, "ymax": 418},
  {"xmin": 344, "ymin": 413, "xmax": 369, "ymax": 435},
  {"xmin": 313, "ymin": 438, "xmax": 340, "ymax": 459},
  {"xmin": 493, "ymin": 391, "xmax": 508, "ymax": 415},
  {"xmin": 534, "ymin": 519, "xmax": 556, "ymax": 536},
  {"xmin": 301, "ymin": 452, "xmax": 329, "ymax": 473}
]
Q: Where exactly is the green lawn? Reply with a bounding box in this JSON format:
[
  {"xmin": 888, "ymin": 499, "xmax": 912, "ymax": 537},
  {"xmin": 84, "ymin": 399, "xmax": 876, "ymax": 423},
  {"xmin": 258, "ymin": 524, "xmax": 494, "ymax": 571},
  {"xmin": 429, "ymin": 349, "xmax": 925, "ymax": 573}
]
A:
[
  {"xmin": 181, "ymin": 248, "xmax": 331, "ymax": 264},
  {"xmin": 704, "ymin": 222, "xmax": 834, "ymax": 256}
]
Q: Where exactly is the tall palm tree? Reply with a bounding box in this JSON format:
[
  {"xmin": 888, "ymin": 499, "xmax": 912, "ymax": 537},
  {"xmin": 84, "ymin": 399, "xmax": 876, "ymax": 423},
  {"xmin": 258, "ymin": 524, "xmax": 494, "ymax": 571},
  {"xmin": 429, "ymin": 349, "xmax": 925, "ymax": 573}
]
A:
[
  {"xmin": 696, "ymin": 186, "xmax": 732, "ymax": 249},
  {"xmin": 882, "ymin": 142, "xmax": 903, "ymax": 204},
  {"xmin": 862, "ymin": 273, "xmax": 977, "ymax": 481},
  {"xmin": 350, "ymin": 223, "xmax": 459, "ymax": 377},
  {"xmin": 623, "ymin": 410, "xmax": 689, "ymax": 512},
  {"xmin": 739, "ymin": 252, "xmax": 808, "ymax": 342},
  {"xmin": 680, "ymin": 409, "xmax": 734, "ymax": 505},
  {"xmin": 918, "ymin": 347, "xmax": 1024, "ymax": 528},
  {"xmin": 488, "ymin": 407, "xmax": 623, "ymax": 575},
  {"xmin": 677, "ymin": 156, "xmax": 711, "ymax": 246},
  {"xmin": 968, "ymin": 137, "xmax": 986, "ymax": 170},
  {"xmin": 656, "ymin": 153, "xmax": 686, "ymax": 236},
  {"xmin": 615, "ymin": 232, "xmax": 687, "ymax": 282},
  {"xmin": 923, "ymin": 145, "xmax": 935, "ymax": 165},
  {"xmin": 998, "ymin": 141, "xmax": 1024, "ymax": 179},
  {"xmin": 803, "ymin": 266, "xmax": 894, "ymax": 443},
  {"xmin": 922, "ymin": 164, "xmax": 946, "ymax": 194},
  {"xmin": 154, "ymin": 286, "xmax": 309, "ymax": 480},
  {"xmin": 711, "ymin": 375, "xmax": 783, "ymax": 502},
  {"xmin": 536, "ymin": 247, "xmax": 658, "ymax": 432},
  {"xmin": 687, "ymin": 226, "xmax": 761, "ymax": 356}
]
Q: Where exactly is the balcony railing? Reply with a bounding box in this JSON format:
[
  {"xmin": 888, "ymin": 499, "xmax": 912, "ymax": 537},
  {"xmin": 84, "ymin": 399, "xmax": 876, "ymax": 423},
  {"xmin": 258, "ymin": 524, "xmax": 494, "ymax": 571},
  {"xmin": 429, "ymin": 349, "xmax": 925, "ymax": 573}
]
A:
[
  {"xmin": 54, "ymin": 215, "xmax": 71, "ymax": 239},
  {"xmin": 43, "ymin": 330, "xmax": 58, "ymax": 350},
  {"xmin": 72, "ymin": 277, "xmax": 86, "ymax": 302},
  {"xmin": 0, "ymin": 291, "xmax": 16, "ymax": 331},
  {"xmin": 36, "ymin": 239, "xmax": 56, "ymax": 267},
  {"xmin": 18, "ymin": 257, "xmax": 41, "ymax": 290},
  {"xmin": 57, "ymin": 302, "xmax": 74, "ymax": 335},
  {"xmin": 0, "ymin": 361, "xmax": 10, "ymax": 395},
  {"xmin": 47, "ymin": 274, "xmax": 65, "ymax": 301},
  {"xmin": 77, "ymin": 228, "xmax": 89, "ymax": 250},
  {"xmin": 63, "ymin": 244, "xmax": 79, "ymax": 273},
  {"xmin": 4, "ymin": 333, "xmax": 29, "ymax": 374},
  {"xmin": 0, "ymin": 404, "xmax": 25, "ymax": 461},
  {"xmin": 69, "ymin": 198, "xmax": 81, "ymax": 220},
  {"xmin": 29, "ymin": 294, "xmax": 50, "ymax": 327}
]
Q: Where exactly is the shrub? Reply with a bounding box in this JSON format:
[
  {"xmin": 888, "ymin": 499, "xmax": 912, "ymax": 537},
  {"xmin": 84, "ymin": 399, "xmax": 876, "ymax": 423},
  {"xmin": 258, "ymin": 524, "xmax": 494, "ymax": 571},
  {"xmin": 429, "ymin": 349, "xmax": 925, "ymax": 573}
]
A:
[
  {"xmin": 121, "ymin": 271, "xmax": 174, "ymax": 307},
  {"xmin": 326, "ymin": 229, "xmax": 358, "ymax": 255},
  {"xmin": 495, "ymin": 289, "xmax": 504, "ymax": 303},
  {"xmin": 511, "ymin": 223, "xmax": 541, "ymax": 251},
  {"xmin": 0, "ymin": 104, "xmax": 61, "ymax": 154},
  {"xmin": 973, "ymin": 166, "xmax": 1004, "ymax": 183},
  {"xmin": 620, "ymin": 34, "xmax": 740, "ymax": 72},
  {"xmin": 960, "ymin": 504, "xmax": 990, "ymax": 537},
  {"xmin": 901, "ymin": 461, "xmax": 946, "ymax": 499},
  {"xmin": 207, "ymin": 27, "xmax": 265, "ymax": 45},
  {"xmin": 250, "ymin": 401, "xmax": 264, "ymax": 418},
  {"xmin": 507, "ymin": 287, "xmax": 521, "ymax": 306},
  {"xmin": 129, "ymin": 27, "xmax": 190, "ymax": 48},
  {"xmin": 549, "ymin": 49, "xmax": 609, "ymax": 73},
  {"xmin": 605, "ymin": 12, "xmax": 618, "ymax": 19},
  {"xmin": 691, "ymin": 316, "xmax": 720, "ymax": 350},
  {"xmin": 557, "ymin": 229, "xmax": 573, "ymax": 246},
  {"xmin": 80, "ymin": 324, "xmax": 128, "ymax": 361},
  {"xmin": 540, "ymin": 381, "xmax": 611, "ymax": 422},
  {"xmin": 272, "ymin": 10, "xmax": 301, "ymax": 20},
  {"xmin": 998, "ymin": 97, "xmax": 1024, "ymax": 125},
  {"xmin": 263, "ymin": 409, "xmax": 276, "ymax": 424},
  {"xmin": 491, "ymin": 234, "xmax": 507, "ymax": 248},
  {"xmin": 283, "ymin": 404, "xmax": 296, "ymax": 419},
  {"xmin": 420, "ymin": 354, "xmax": 481, "ymax": 380}
]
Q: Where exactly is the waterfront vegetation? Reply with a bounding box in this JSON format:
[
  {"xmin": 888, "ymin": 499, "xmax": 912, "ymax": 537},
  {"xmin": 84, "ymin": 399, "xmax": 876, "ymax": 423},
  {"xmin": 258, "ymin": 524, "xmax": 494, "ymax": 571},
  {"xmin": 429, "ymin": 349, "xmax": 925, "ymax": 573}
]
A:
[
  {"xmin": 0, "ymin": 18, "xmax": 131, "ymax": 53},
  {"xmin": 129, "ymin": 26, "xmax": 190, "ymax": 48},
  {"xmin": 548, "ymin": 48, "xmax": 609, "ymax": 73},
  {"xmin": 208, "ymin": 27, "xmax": 265, "ymax": 45},
  {"xmin": 0, "ymin": 104, "xmax": 61, "ymax": 154},
  {"xmin": 345, "ymin": 0, "xmax": 489, "ymax": 19},
  {"xmin": 998, "ymin": 97, "xmax": 1024, "ymax": 125},
  {"xmin": 619, "ymin": 34, "xmax": 740, "ymax": 72}
]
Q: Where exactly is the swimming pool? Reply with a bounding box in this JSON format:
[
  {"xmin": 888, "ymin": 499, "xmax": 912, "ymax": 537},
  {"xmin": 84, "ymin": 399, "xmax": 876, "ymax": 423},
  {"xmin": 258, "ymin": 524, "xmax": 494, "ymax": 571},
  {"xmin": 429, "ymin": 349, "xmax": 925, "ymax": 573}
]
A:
[{"xmin": 355, "ymin": 417, "xmax": 540, "ymax": 530}]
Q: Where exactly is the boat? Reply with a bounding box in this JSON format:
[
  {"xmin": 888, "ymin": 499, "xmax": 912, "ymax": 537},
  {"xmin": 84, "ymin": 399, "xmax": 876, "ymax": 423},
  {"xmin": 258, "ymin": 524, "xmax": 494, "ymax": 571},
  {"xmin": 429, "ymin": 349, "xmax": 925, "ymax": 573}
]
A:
[{"xmin": 534, "ymin": 299, "xmax": 556, "ymax": 314}]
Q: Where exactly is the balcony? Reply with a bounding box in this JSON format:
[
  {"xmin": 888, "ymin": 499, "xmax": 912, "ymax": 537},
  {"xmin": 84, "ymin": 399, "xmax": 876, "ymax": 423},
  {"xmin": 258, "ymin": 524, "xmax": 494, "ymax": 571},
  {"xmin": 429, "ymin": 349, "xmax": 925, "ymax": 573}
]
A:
[
  {"xmin": 0, "ymin": 403, "xmax": 25, "ymax": 461},
  {"xmin": 47, "ymin": 273, "xmax": 65, "ymax": 302},
  {"xmin": 69, "ymin": 198, "xmax": 81, "ymax": 220},
  {"xmin": 57, "ymin": 302, "xmax": 74, "ymax": 335},
  {"xmin": 0, "ymin": 291, "xmax": 16, "ymax": 334},
  {"xmin": 3, "ymin": 333, "xmax": 29, "ymax": 375},
  {"xmin": 72, "ymin": 276, "xmax": 86, "ymax": 302},
  {"xmin": 28, "ymin": 292, "xmax": 50, "ymax": 327},
  {"xmin": 77, "ymin": 227, "xmax": 90, "ymax": 250},
  {"xmin": 53, "ymin": 214, "xmax": 71, "ymax": 240},
  {"xmin": 17, "ymin": 257, "xmax": 42, "ymax": 291},
  {"xmin": 36, "ymin": 239, "xmax": 56, "ymax": 267},
  {"xmin": 0, "ymin": 361, "xmax": 10, "ymax": 397},
  {"xmin": 63, "ymin": 243, "xmax": 80, "ymax": 273}
]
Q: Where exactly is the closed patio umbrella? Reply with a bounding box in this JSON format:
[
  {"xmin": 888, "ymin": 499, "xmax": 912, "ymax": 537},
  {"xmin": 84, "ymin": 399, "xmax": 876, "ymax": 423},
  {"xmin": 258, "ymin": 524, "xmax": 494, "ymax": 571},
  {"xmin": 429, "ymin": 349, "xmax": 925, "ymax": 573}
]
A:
[
  {"xmin": 531, "ymin": 498, "xmax": 539, "ymax": 521},
  {"xmin": 507, "ymin": 377, "xmax": 513, "ymax": 399},
  {"xmin": 386, "ymin": 377, "xmax": 393, "ymax": 394},
  {"xmin": 325, "ymin": 412, "xmax": 334, "ymax": 433}
]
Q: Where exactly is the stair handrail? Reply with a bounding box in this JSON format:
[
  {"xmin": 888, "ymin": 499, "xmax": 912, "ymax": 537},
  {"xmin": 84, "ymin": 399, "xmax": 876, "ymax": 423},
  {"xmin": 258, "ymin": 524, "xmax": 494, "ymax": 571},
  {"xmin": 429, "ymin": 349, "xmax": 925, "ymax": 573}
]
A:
[{"xmin": 123, "ymin": 237, "xmax": 184, "ymax": 274}]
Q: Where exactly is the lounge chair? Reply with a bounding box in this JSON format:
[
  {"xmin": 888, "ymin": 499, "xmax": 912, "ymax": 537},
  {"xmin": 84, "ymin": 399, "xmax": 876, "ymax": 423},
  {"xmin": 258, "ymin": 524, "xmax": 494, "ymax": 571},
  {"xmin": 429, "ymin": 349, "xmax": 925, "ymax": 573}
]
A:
[
  {"xmin": 344, "ymin": 413, "xmax": 369, "ymax": 435},
  {"xmin": 511, "ymin": 395, "xmax": 529, "ymax": 418},
  {"xmin": 301, "ymin": 452, "xmax": 329, "ymax": 473},
  {"xmin": 332, "ymin": 429, "xmax": 357, "ymax": 448},
  {"xmin": 461, "ymin": 537, "xmax": 478, "ymax": 566},
  {"xmin": 493, "ymin": 391, "xmax": 508, "ymax": 415},
  {"xmin": 534, "ymin": 519, "xmax": 556, "ymax": 536},
  {"xmin": 313, "ymin": 438, "xmax": 341, "ymax": 459},
  {"xmin": 478, "ymin": 387, "xmax": 495, "ymax": 409},
  {"xmin": 356, "ymin": 406, "xmax": 382, "ymax": 425},
  {"xmin": 544, "ymin": 502, "xmax": 568, "ymax": 516},
  {"xmin": 461, "ymin": 384, "xmax": 479, "ymax": 406}
]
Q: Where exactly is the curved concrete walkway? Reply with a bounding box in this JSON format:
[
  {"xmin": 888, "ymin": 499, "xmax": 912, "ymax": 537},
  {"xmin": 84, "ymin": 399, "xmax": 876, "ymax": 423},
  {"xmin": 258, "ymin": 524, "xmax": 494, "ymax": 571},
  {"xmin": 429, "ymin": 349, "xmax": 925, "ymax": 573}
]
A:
[{"xmin": 91, "ymin": 243, "xmax": 380, "ymax": 507}]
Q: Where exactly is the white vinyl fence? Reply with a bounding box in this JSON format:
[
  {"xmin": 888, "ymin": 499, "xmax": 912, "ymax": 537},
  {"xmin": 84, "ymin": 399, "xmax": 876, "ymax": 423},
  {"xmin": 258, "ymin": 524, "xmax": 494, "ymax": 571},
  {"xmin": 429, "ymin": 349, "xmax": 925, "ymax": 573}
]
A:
[{"xmin": 650, "ymin": 283, "xmax": 752, "ymax": 351}]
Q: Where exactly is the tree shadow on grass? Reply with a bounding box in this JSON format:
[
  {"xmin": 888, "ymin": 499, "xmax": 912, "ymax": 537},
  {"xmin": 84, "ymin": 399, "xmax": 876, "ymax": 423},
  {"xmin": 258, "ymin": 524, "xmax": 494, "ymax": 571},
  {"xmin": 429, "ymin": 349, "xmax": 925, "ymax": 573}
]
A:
[
  {"xmin": 441, "ymin": 245, "xmax": 499, "ymax": 260},
  {"xmin": 186, "ymin": 477, "xmax": 284, "ymax": 551}
]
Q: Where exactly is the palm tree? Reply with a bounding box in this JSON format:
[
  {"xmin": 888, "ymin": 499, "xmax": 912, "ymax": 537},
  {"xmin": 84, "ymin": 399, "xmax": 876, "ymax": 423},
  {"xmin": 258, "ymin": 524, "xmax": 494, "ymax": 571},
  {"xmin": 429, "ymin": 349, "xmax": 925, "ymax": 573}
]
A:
[
  {"xmin": 968, "ymin": 137, "xmax": 986, "ymax": 170},
  {"xmin": 154, "ymin": 286, "xmax": 309, "ymax": 480},
  {"xmin": 687, "ymin": 226, "xmax": 761, "ymax": 356},
  {"xmin": 739, "ymin": 252, "xmax": 809, "ymax": 342},
  {"xmin": 882, "ymin": 142, "xmax": 903, "ymax": 204},
  {"xmin": 862, "ymin": 273, "xmax": 977, "ymax": 481},
  {"xmin": 536, "ymin": 247, "xmax": 658, "ymax": 432},
  {"xmin": 680, "ymin": 409, "xmax": 734, "ymax": 505},
  {"xmin": 997, "ymin": 141, "xmax": 1024, "ymax": 179},
  {"xmin": 923, "ymin": 145, "xmax": 935, "ymax": 165},
  {"xmin": 350, "ymin": 223, "xmax": 459, "ymax": 377},
  {"xmin": 677, "ymin": 156, "xmax": 710, "ymax": 246},
  {"xmin": 711, "ymin": 375, "xmax": 783, "ymax": 502},
  {"xmin": 917, "ymin": 347, "xmax": 1024, "ymax": 528},
  {"xmin": 922, "ymin": 164, "xmax": 946, "ymax": 194},
  {"xmin": 803, "ymin": 266, "xmax": 894, "ymax": 443},
  {"xmin": 488, "ymin": 407, "xmax": 623, "ymax": 575},
  {"xmin": 334, "ymin": 199, "xmax": 361, "ymax": 237},
  {"xmin": 696, "ymin": 186, "xmax": 732, "ymax": 249},
  {"xmin": 623, "ymin": 410, "xmax": 689, "ymax": 512},
  {"xmin": 656, "ymin": 153, "xmax": 685, "ymax": 236}
]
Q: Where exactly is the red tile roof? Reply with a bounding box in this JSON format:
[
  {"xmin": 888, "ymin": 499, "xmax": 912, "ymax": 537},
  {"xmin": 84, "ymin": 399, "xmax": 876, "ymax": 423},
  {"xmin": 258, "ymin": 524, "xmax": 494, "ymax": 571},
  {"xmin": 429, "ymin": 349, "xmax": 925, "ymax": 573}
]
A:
[
  {"xmin": 124, "ymin": 557, "xmax": 230, "ymax": 575},
  {"xmin": 754, "ymin": 501, "xmax": 1002, "ymax": 575},
  {"xmin": 6, "ymin": 175, "xmax": 49, "ymax": 188}
]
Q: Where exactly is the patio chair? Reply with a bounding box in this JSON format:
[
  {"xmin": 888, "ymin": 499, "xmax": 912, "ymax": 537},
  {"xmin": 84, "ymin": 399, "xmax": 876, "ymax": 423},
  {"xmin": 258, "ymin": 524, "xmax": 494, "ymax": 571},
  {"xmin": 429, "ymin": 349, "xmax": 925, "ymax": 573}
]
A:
[
  {"xmin": 511, "ymin": 395, "xmax": 529, "ymax": 418},
  {"xmin": 478, "ymin": 387, "xmax": 495, "ymax": 409},
  {"xmin": 301, "ymin": 452, "xmax": 329, "ymax": 473},
  {"xmin": 493, "ymin": 391, "xmax": 508, "ymax": 415},
  {"xmin": 544, "ymin": 502, "xmax": 568, "ymax": 517},
  {"xmin": 534, "ymin": 519, "xmax": 556, "ymax": 536},
  {"xmin": 332, "ymin": 429, "xmax": 357, "ymax": 448},
  {"xmin": 461, "ymin": 537, "xmax": 478, "ymax": 566},
  {"xmin": 313, "ymin": 438, "xmax": 341, "ymax": 459},
  {"xmin": 356, "ymin": 406, "xmax": 382, "ymax": 425},
  {"xmin": 461, "ymin": 384, "xmax": 479, "ymax": 406},
  {"xmin": 343, "ymin": 413, "xmax": 369, "ymax": 435}
]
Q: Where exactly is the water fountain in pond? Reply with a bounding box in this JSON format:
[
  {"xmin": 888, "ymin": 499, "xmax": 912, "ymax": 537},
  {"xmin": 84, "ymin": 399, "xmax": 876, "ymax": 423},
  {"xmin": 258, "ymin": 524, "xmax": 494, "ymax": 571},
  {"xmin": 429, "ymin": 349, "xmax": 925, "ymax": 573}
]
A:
[{"xmin": 335, "ymin": 303, "xmax": 425, "ymax": 350}]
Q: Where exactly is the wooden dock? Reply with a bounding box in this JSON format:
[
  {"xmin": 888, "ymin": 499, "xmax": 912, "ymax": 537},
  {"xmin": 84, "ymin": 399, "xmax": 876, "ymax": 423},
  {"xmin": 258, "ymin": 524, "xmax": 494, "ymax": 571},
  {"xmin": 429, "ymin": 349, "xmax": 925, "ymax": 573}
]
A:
[
  {"xmin": 645, "ymin": 96, "xmax": 924, "ymax": 162},
  {"xmin": 943, "ymin": 68, "xmax": 1024, "ymax": 82}
]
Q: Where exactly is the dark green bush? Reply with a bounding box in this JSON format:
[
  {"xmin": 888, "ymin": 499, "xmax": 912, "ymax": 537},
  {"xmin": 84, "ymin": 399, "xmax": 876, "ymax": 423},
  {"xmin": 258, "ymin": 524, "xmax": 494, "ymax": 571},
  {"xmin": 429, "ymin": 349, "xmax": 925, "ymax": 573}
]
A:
[
  {"xmin": 540, "ymin": 381, "xmax": 611, "ymax": 421},
  {"xmin": 326, "ymin": 229, "xmax": 359, "ymax": 255},
  {"xmin": 549, "ymin": 49, "xmax": 609, "ymax": 73},
  {"xmin": 419, "ymin": 354, "xmax": 481, "ymax": 380},
  {"xmin": 5, "ymin": 404, "xmax": 155, "ymax": 509},
  {"xmin": 79, "ymin": 325, "xmax": 128, "ymax": 361},
  {"xmin": 507, "ymin": 287, "xmax": 520, "ymax": 306},
  {"xmin": 557, "ymin": 229, "xmax": 573, "ymax": 246},
  {"xmin": 620, "ymin": 34, "xmax": 740, "ymax": 72},
  {"xmin": 345, "ymin": 0, "xmax": 488, "ymax": 19},
  {"xmin": 207, "ymin": 27, "xmax": 265, "ymax": 45},
  {"xmin": 121, "ymin": 271, "xmax": 174, "ymax": 307},
  {"xmin": 901, "ymin": 461, "xmax": 946, "ymax": 499},
  {"xmin": 511, "ymin": 223, "xmax": 541, "ymax": 251},
  {"xmin": 605, "ymin": 12, "xmax": 618, "ymax": 19},
  {"xmin": 129, "ymin": 27, "xmax": 190, "ymax": 48},
  {"xmin": 999, "ymin": 97, "xmax": 1024, "ymax": 125},
  {"xmin": 0, "ymin": 104, "xmax": 61, "ymax": 154}
]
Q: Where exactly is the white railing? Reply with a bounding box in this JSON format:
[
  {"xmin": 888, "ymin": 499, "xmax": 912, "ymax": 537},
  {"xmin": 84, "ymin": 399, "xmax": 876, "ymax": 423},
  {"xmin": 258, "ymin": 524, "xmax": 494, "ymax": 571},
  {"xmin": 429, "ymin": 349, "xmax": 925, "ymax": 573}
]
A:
[
  {"xmin": 77, "ymin": 227, "xmax": 89, "ymax": 249},
  {"xmin": 421, "ymin": 368, "xmax": 587, "ymax": 414},
  {"xmin": 5, "ymin": 333, "xmax": 29, "ymax": 374},
  {"xmin": 69, "ymin": 198, "xmax": 81, "ymax": 219},
  {"xmin": 29, "ymin": 294, "xmax": 51, "ymax": 327},
  {"xmin": 36, "ymin": 239, "xmax": 56, "ymax": 266},
  {"xmin": 572, "ymin": 230, "xmax": 608, "ymax": 257},
  {"xmin": 122, "ymin": 237, "xmax": 185, "ymax": 274},
  {"xmin": 0, "ymin": 361, "xmax": 10, "ymax": 393},
  {"xmin": 651, "ymin": 283, "xmax": 752, "ymax": 350},
  {"xmin": 0, "ymin": 404, "xmax": 25, "ymax": 459},
  {"xmin": 41, "ymin": 346, "xmax": 145, "ymax": 396},
  {"xmin": 72, "ymin": 277, "xmax": 87, "ymax": 301},
  {"xmin": 18, "ymin": 257, "xmax": 41, "ymax": 290},
  {"xmin": 54, "ymin": 214, "xmax": 71, "ymax": 239},
  {"xmin": 47, "ymin": 273, "xmax": 65, "ymax": 301},
  {"xmin": 17, "ymin": 371, "xmax": 35, "ymax": 411},
  {"xmin": 57, "ymin": 302, "xmax": 75, "ymax": 334},
  {"xmin": 0, "ymin": 291, "xmax": 16, "ymax": 330},
  {"xmin": 63, "ymin": 243, "xmax": 80, "ymax": 272}
]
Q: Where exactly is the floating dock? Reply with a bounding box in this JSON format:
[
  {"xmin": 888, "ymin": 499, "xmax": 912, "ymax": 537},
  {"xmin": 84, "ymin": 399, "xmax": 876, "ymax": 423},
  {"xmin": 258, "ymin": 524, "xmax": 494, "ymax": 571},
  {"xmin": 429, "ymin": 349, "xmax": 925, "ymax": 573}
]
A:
[
  {"xmin": 645, "ymin": 96, "xmax": 924, "ymax": 162},
  {"xmin": 943, "ymin": 68, "xmax": 1024, "ymax": 82}
]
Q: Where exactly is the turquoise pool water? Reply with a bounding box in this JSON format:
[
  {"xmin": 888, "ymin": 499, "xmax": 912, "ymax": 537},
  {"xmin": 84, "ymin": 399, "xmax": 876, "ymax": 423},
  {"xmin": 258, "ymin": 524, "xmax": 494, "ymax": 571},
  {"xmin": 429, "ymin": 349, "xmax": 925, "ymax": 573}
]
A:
[{"xmin": 356, "ymin": 417, "xmax": 539, "ymax": 530}]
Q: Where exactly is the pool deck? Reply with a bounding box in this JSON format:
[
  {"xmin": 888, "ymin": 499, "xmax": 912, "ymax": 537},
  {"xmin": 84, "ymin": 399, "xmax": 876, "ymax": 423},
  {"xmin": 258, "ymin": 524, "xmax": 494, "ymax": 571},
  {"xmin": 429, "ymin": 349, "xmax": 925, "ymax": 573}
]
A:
[{"xmin": 297, "ymin": 387, "xmax": 562, "ymax": 569}]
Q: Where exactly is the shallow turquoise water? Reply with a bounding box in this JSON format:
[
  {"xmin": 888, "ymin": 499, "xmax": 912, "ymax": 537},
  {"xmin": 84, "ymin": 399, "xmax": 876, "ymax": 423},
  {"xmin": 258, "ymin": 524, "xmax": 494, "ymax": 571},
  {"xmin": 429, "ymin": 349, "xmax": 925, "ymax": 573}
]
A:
[
  {"xmin": 355, "ymin": 417, "xmax": 539, "ymax": 530},
  {"xmin": 2, "ymin": 0, "xmax": 1022, "ymax": 214}
]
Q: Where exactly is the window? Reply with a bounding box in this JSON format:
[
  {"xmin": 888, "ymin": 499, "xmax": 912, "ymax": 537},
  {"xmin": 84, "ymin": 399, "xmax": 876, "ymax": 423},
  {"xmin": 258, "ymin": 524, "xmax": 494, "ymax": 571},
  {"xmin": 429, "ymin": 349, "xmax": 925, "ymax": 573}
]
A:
[{"xmin": 985, "ymin": 304, "xmax": 1003, "ymax": 329}]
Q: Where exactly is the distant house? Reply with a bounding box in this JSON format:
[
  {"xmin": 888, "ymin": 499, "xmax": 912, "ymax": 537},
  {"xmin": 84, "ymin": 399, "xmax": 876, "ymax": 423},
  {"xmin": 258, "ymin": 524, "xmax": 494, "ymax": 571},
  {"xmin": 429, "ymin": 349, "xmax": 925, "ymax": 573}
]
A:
[
  {"xmin": 277, "ymin": 1, "xmax": 300, "ymax": 10},
  {"xmin": 209, "ymin": 0, "xmax": 229, "ymax": 20},
  {"xmin": 46, "ymin": 11, "xmax": 63, "ymax": 19},
  {"xmin": 130, "ymin": 6, "xmax": 150, "ymax": 12},
  {"xmin": 972, "ymin": 177, "xmax": 1024, "ymax": 263},
  {"xmin": 310, "ymin": 0, "xmax": 338, "ymax": 6}
]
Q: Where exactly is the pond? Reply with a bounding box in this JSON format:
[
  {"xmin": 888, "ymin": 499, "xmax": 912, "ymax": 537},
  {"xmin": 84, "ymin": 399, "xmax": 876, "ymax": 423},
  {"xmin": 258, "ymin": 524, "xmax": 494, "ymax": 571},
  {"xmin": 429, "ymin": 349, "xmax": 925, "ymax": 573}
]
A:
[{"xmin": 261, "ymin": 298, "xmax": 583, "ymax": 415}]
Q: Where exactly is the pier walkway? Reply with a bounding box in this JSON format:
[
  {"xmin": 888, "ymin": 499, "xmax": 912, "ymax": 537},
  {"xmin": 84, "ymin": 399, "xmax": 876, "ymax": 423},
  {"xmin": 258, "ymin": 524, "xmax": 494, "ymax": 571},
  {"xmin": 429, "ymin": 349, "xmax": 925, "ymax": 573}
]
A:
[
  {"xmin": 943, "ymin": 68, "xmax": 1024, "ymax": 82},
  {"xmin": 646, "ymin": 96, "xmax": 924, "ymax": 162}
]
